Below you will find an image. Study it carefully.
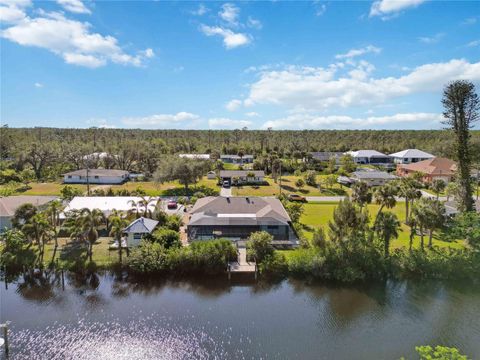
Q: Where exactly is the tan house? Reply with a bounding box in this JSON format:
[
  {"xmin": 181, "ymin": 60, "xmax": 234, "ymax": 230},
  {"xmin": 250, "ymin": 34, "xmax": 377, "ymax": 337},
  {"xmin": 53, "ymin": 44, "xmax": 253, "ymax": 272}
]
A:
[
  {"xmin": 396, "ymin": 157, "xmax": 456, "ymax": 183},
  {"xmin": 0, "ymin": 196, "xmax": 58, "ymax": 232}
]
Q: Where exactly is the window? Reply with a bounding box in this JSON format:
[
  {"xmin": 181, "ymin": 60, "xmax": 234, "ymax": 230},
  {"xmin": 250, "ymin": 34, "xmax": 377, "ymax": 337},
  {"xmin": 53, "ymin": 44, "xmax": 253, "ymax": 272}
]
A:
[
  {"xmin": 94, "ymin": 176, "xmax": 99, "ymax": 179},
  {"xmin": 68, "ymin": 175, "xmax": 72, "ymax": 179},
  {"xmin": 133, "ymin": 233, "xmax": 142, "ymax": 240}
]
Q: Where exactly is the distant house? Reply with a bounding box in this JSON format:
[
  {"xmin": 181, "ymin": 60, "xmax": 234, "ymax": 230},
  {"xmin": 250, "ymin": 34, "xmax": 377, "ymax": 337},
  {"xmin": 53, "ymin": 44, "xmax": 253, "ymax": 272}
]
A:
[
  {"xmin": 179, "ymin": 154, "xmax": 210, "ymax": 160},
  {"xmin": 63, "ymin": 169, "xmax": 129, "ymax": 184},
  {"xmin": 0, "ymin": 196, "xmax": 58, "ymax": 231},
  {"xmin": 309, "ymin": 152, "xmax": 344, "ymax": 163},
  {"xmin": 349, "ymin": 170, "xmax": 397, "ymax": 186},
  {"xmin": 207, "ymin": 171, "xmax": 217, "ymax": 180},
  {"xmin": 397, "ymin": 157, "xmax": 456, "ymax": 184},
  {"xmin": 187, "ymin": 196, "xmax": 297, "ymax": 245},
  {"xmin": 62, "ymin": 196, "xmax": 158, "ymax": 218},
  {"xmin": 347, "ymin": 150, "xmax": 392, "ymax": 165},
  {"xmin": 444, "ymin": 200, "xmax": 480, "ymax": 217},
  {"xmin": 123, "ymin": 217, "xmax": 159, "ymax": 247},
  {"xmin": 219, "ymin": 170, "xmax": 265, "ymax": 185},
  {"xmin": 220, "ymin": 154, "xmax": 254, "ymax": 164},
  {"xmin": 389, "ymin": 149, "xmax": 435, "ymax": 164}
]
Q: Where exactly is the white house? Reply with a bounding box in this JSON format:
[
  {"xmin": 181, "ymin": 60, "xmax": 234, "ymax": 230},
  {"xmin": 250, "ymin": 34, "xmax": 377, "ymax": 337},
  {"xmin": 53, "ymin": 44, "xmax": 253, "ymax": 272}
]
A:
[
  {"xmin": 179, "ymin": 154, "xmax": 210, "ymax": 160},
  {"xmin": 220, "ymin": 154, "xmax": 254, "ymax": 164},
  {"xmin": 347, "ymin": 150, "xmax": 392, "ymax": 166},
  {"xmin": 123, "ymin": 217, "xmax": 159, "ymax": 247},
  {"xmin": 64, "ymin": 169, "xmax": 129, "ymax": 184},
  {"xmin": 62, "ymin": 196, "xmax": 159, "ymax": 218},
  {"xmin": 350, "ymin": 170, "xmax": 397, "ymax": 186},
  {"xmin": 219, "ymin": 170, "xmax": 265, "ymax": 185},
  {"xmin": 389, "ymin": 149, "xmax": 435, "ymax": 164}
]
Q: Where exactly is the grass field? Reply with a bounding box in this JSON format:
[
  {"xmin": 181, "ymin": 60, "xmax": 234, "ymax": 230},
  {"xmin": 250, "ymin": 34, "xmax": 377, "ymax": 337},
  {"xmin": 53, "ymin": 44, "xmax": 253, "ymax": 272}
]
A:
[
  {"xmin": 19, "ymin": 182, "xmax": 87, "ymax": 196},
  {"xmin": 111, "ymin": 177, "xmax": 218, "ymax": 196},
  {"xmin": 233, "ymin": 175, "xmax": 350, "ymax": 197},
  {"xmin": 300, "ymin": 201, "xmax": 464, "ymax": 250}
]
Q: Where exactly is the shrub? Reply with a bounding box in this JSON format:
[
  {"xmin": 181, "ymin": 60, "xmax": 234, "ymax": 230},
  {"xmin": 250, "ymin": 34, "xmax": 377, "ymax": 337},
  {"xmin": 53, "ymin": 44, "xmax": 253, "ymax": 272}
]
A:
[
  {"xmin": 247, "ymin": 231, "xmax": 274, "ymax": 262},
  {"xmin": 151, "ymin": 227, "xmax": 181, "ymax": 249},
  {"xmin": 127, "ymin": 241, "xmax": 168, "ymax": 274},
  {"xmin": 259, "ymin": 253, "xmax": 288, "ymax": 278}
]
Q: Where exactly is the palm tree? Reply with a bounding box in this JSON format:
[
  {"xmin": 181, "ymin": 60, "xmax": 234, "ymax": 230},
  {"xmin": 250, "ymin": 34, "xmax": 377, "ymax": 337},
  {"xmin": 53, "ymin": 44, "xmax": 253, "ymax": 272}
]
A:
[
  {"xmin": 374, "ymin": 211, "xmax": 400, "ymax": 257},
  {"xmin": 411, "ymin": 199, "xmax": 430, "ymax": 251},
  {"xmin": 351, "ymin": 181, "xmax": 371, "ymax": 208},
  {"xmin": 80, "ymin": 208, "xmax": 105, "ymax": 262},
  {"xmin": 431, "ymin": 179, "xmax": 446, "ymax": 200},
  {"xmin": 108, "ymin": 214, "xmax": 129, "ymax": 263},
  {"xmin": 21, "ymin": 212, "xmax": 52, "ymax": 266},
  {"xmin": 445, "ymin": 181, "xmax": 459, "ymax": 201},
  {"xmin": 424, "ymin": 198, "xmax": 446, "ymax": 248},
  {"xmin": 45, "ymin": 200, "xmax": 64, "ymax": 264},
  {"xmin": 128, "ymin": 196, "xmax": 157, "ymax": 218},
  {"xmin": 396, "ymin": 178, "xmax": 422, "ymax": 221},
  {"xmin": 373, "ymin": 183, "xmax": 397, "ymax": 224}
]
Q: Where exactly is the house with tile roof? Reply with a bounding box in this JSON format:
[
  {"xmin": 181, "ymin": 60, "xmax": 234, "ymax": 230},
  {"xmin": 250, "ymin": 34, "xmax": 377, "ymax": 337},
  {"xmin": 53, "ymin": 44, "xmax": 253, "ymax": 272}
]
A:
[{"xmin": 397, "ymin": 157, "xmax": 456, "ymax": 183}]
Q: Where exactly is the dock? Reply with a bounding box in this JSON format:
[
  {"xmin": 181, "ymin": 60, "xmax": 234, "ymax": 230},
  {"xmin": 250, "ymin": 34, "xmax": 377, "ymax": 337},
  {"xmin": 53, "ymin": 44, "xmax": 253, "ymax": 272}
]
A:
[{"xmin": 228, "ymin": 247, "xmax": 257, "ymax": 279}]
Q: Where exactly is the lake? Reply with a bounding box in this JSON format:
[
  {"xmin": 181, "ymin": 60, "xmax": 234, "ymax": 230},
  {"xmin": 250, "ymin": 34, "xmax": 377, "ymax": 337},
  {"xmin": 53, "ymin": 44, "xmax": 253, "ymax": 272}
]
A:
[{"xmin": 1, "ymin": 272, "xmax": 480, "ymax": 359}]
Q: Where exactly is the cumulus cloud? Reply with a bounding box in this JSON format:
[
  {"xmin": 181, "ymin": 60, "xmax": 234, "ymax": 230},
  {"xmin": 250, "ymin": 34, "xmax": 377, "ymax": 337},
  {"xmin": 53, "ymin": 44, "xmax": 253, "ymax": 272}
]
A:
[
  {"xmin": 0, "ymin": 0, "xmax": 30, "ymax": 24},
  {"xmin": 219, "ymin": 3, "xmax": 240, "ymax": 26},
  {"xmin": 314, "ymin": 2, "xmax": 327, "ymax": 16},
  {"xmin": 262, "ymin": 112, "xmax": 444, "ymax": 130},
  {"xmin": 34, "ymin": 82, "xmax": 43, "ymax": 88},
  {"xmin": 467, "ymin": 40, "xmax": 480, "ymax": 47},
  {"xmin": 240, "ymin": 59, "xmax": 480, "ymax": 111},
  {"xmin": 86, "ymin": 118, "xmax": 116, "ymax": 129},
  {"xmin": 191, "ymin": 3, "xmax": 208, "ymax": 16},
  {"xmin": 370, "ymin": 0, "xmax": 426, "ymax": 19},
  {"xmin": 209, "ymin": 117, "xmax": 252, "ymax": 129},
  {"xmin": 1, "ymin": 5, "xmax": 153, "ymax": 68},
  {"xmin": 335, "ymin": 45, "xmax": 381, "ymax": 59},
  {"xmin": 226, "ymin": 99, "xmax": 242, "ymax": 111},
  {"xmin": 247, "ymin": 16, "xmax": 262, "ymax": 29},
  {"xmin": 200, "ymin": 25, "xmax": 250, "ymax": 49},
  {"xmin": 122, "ymin": 112, "xmax": 200, "ymax": 128},
  {"xmin": 56, "ymin": 0, "xmax": 91, "ymax": 14},
  {"xmin": 245, "ymin": 112, "xmax": 260, "ymax": 117}
]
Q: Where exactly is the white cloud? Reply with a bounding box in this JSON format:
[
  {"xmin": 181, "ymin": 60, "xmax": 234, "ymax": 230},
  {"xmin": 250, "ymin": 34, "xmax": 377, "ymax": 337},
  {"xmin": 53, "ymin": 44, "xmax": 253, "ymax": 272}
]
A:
[
  {"xmin": 1, "ymin": 10, "xmax": 153, "ymax": 68},
  {"xmin": 56, "ymin": 0, "xmax": 91, "ymax": 14},
  {"xmin": 467, "ymin": 40, "xmax": 480, "ymax": 47},
  {"xmin": 122, "ymin": 112, "xmax": 200, "ymax": 128},
  {"xmin": 87, "ymin": 118, "xmax": 116, "ymax": 129},
  {"xmin": 34, "ymin": 82, "xmax": 43, "ymax": 88},
  {"xmin": 370, "ymin": 0, "xmax": 426, "ymax": 19},
  {"xmin": 462, "ymin": 17, "xmax": 478, "ymax": 25},
  {"xmin": 335, "ymin": 45, "xmax": 381, "ymax": 59},
  {"xmin": 262, "ymin": 112, "xmax": 444, "ymax": 130},
  {"xmin": 418, "ymin": 33, "xmax": 444, "ymax": 44},
  {"xmin": 245, "ymin": 112, "xmax": 260, "ymax": 117},
  {"xmin": 240, "ymin": 59, "xmax": 480, "ymax": 111},
  {"xmin": 208, "ymin": 117, "xmax": 252, "ymax": 129},
  {"xmin": 200, "ymin": 25, "xmax": 250, "ymax": 49},
  {"xmin": 219, "ymin": 3, "xmax": 240, "ymax": 26},
  {"xmin": 247, "ymin": 16, "xmax": 262, "ymax": 29},
  {"xmin": 0, "ymin": 0, "xmax": 30, "ymax": 24},
  {"xmin": 191, "ymin": 3, "xmax": 208, "ymax": 16},
  {"xmin": 226, "ymin": 99, "xmax": 242, "ymax": 111}
]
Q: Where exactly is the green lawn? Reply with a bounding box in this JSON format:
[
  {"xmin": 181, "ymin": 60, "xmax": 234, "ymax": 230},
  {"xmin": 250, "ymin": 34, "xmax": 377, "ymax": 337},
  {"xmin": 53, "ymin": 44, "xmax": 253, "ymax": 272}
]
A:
[
  {"xmin": 112, "ymin": 177, "xmax": 218, "ymax": 196},
  {"xmin": 43, "ymin": 236, "xmax": 117, "ymax": 268},
  {"xmin": 18, "ymin": 182, "xmax": 87, "ymax": 196},
  {"xmin": 233, "ymin": 175, "xmax": 350, "ymax": 197},
  {"xmin": 300, "ymin": 201, "xmax": 464, "ymax": 250}
]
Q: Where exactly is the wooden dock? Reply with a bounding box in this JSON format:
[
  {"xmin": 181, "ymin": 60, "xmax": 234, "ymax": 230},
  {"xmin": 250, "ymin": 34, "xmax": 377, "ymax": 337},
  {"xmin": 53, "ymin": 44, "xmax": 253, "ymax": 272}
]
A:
[{"xmin": 228, "ymin": 248, "xmax": 257, "ymax": 279}]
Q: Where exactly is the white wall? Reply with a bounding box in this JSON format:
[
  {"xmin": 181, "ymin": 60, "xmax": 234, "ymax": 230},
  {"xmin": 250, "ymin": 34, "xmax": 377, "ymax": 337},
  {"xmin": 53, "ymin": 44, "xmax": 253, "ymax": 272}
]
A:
[{"xmin": 64, "ymin": 175, "xmax": 127, "ymax": 184}]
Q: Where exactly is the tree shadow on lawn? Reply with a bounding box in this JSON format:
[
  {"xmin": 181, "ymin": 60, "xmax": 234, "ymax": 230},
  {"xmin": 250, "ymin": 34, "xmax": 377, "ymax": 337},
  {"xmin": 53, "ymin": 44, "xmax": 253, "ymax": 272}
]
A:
[{"xmin": 59, "ymin": 241, "xmax": 89, "ymax": 269}]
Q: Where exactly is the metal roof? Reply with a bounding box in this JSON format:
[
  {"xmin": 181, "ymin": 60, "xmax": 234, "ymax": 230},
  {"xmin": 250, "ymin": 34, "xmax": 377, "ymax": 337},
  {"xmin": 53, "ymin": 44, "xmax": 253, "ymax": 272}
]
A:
[
  {"xmin": 348, "ymin": 150, "xmax": 389, "ymax": 158},
  {"xmin": 389, "ymin": 149, "xmax": 435, "ymax": 158},
  {"xmin": 64, "ymin": 169, "xmax": 129, "ymax": 177},
  {"xmin": 352, "ymin": 171, "xmax": 397, "ymax": 179},
  {"xmin": 124, "ymin": 217, "xmax": 159, "ymax": 234},
  {"xmin": 219, "ymin": 170, "xmax": 265, "ymax": 177}
]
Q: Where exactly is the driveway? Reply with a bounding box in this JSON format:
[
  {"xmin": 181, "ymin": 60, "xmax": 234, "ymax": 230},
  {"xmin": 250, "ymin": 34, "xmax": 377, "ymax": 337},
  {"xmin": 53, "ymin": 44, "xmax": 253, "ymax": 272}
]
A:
[{"xmin": 220, "ymin": 186, "xmax": 232, "ymax": 197}]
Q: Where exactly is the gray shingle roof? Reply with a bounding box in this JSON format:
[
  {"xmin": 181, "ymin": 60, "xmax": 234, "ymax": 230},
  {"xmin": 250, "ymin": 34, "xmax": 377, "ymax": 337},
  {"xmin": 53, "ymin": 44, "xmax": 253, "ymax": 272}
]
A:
[
  {"xmin": 220, "ymin": 154, "xmax": 254, "ymax": 159},
  {"xmin": 189, "ymin": 196, "xmax": 290, "ymax": 227},
  {"xmin": 124, "ymin": 217, "xmax": 159, "ymax": 234},
  {"xmin": 0, "ymin": 196, "xmax": 58, "ymax": 217},
  {"xmin": 352, "ymin": 171, "xmax": 397, "ymax": 180},
  {"xmin": 64, "ymin": 169, "xmax": 129, "ymax": 177}
]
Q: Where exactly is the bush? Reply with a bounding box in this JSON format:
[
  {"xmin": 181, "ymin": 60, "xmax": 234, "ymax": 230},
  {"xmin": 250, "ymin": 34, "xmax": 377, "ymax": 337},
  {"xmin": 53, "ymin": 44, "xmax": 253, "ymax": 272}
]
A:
[
  {"xmin": 150, "ymin": 227, "xmax": 181, "ymax": 249},
  {"xmin": 247, "ymin": 231, "xmax": 274, "ymax": 262},
  {"xmin": 259, "ymin": 253, "xmax": 288, "ymax": 278},
  {"xmin": 127, "ymin": 241, "xmax": 168, "ymax": 274},
  {"xmin": 0, "ymin": 229, "xmax": 36, "ymax": 269},
  {"xmin": 165, "ymin": 214, "xmax": 183, "ymax": 231}
]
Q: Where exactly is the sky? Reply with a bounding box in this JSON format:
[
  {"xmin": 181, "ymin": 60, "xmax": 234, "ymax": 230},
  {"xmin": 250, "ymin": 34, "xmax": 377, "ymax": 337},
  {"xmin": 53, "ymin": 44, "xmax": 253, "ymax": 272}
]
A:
[{"xmin": 1, "ymin": 0, "xmax": 479, "ymax": 130}]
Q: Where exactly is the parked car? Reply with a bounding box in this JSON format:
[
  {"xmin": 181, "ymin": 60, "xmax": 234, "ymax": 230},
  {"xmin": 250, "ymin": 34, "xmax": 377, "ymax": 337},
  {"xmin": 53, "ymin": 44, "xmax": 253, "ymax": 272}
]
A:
[
  {"xmin": 167, "ymin": 200, "xmax": 178, "ymax": 209},
  {"xmin": 288, "ymin": 194, "xmax": 307, "ymax": 202},
  {"xmin": 223, "ymin": 180, "xmax": 230, "ymax": 188}
]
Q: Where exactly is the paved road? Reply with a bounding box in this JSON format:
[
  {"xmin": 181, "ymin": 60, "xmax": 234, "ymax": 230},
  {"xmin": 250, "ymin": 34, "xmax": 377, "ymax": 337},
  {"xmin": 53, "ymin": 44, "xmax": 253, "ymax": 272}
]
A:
[
  {"xmin": 306, "ymin": 196, "xmax": 346, "ymax": 202},
  {"xmin": 220, "ymin": 186, "xmax": 232, "ymax": 196}
]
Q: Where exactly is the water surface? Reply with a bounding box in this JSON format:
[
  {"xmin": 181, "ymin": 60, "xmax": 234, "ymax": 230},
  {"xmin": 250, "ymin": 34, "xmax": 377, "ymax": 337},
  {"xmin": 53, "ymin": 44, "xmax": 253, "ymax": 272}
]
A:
[{"xmin": 1, "ymin": 272, "xmax": 479, "ymax": 359}]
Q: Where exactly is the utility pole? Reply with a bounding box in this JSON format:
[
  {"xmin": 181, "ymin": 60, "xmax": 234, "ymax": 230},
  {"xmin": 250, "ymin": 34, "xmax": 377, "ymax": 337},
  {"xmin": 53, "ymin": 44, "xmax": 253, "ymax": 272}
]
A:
[
  {"xmin": 86, "ymin": 165, "xmax": 90, "ymax": 196},
  {"xmin": 279, "ymin": 161, "xmax": 282, "ymax": 196},
  {"xmin": 1, "ymin": 321, "xmax": 10, "ymax": 358}
]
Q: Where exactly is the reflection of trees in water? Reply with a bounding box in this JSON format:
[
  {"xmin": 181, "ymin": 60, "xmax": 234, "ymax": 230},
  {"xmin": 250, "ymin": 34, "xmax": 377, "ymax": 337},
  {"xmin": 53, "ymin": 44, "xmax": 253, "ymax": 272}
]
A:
[{"xmin": 16, "ymin": 269, "xmax": 62, "ymax": 302}]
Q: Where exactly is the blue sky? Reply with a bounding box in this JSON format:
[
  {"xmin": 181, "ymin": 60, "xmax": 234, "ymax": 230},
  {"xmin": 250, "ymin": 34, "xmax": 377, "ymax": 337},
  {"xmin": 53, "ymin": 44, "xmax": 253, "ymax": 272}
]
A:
[{"xmin": 1, "ymin": 0, "xmax": 479, "ymax": 130}]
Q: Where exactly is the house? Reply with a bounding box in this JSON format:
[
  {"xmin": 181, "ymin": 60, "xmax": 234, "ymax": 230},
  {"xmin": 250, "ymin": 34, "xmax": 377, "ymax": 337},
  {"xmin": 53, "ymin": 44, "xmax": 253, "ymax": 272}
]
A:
[
  {"xmin": 179, "ymin": 154, "xmax": 210, "ymax": 160},
  {"xmin": 347, "ymin": 150, "xmax": 392, "ymax": 166},
  {"xmin": 219, "ymin": 170, "xmax": 265, "ymax": 185},
  {"xmin": 187, "ymin": 196, "xmax": 297, "ymax": 245},
  {"xmin": 62, "ymin": 196, "xmax": 159, "ymax": 218},
  {"xmin": 389, "ymin": 149, "xmax": 435, "ymax": 164},
  {"xmin": 220, "ymin": 154, "xmax": 254, "ymax": 164},
  {"xmin": 123, "ymin": 217, "xmax": 159, "ymax": 247},
  {"xmin": 444, "ymin": 200, "xmax": 480, "ymax": 217},
  {"xmin": 397, "ymin": 157, "xmax": 456, "ymax": 184},
  {"xmin": 0, "ymin": 196, "xmax": 58, "ymax": 231},
  {"xmin": 207, "ymin": 171, "xmax": 217, "ymax": 180},
  {"xmin": 63, "ymin": 169, "xmax": 129, "ymax": 184},
  {"xmin": 309, "ymin": 152, "xmax": 344, "ymax": 163},
  {"xmin": 349, "ymin": 170, "xmax": 397, "ymax": 186}
]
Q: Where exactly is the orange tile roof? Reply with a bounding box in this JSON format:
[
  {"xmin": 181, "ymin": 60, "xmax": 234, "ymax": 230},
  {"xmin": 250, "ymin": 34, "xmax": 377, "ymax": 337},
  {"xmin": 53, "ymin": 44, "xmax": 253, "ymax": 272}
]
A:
[{"xmin": 398, "ymin": 157, "xmax": 456, "ymax": 176}]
